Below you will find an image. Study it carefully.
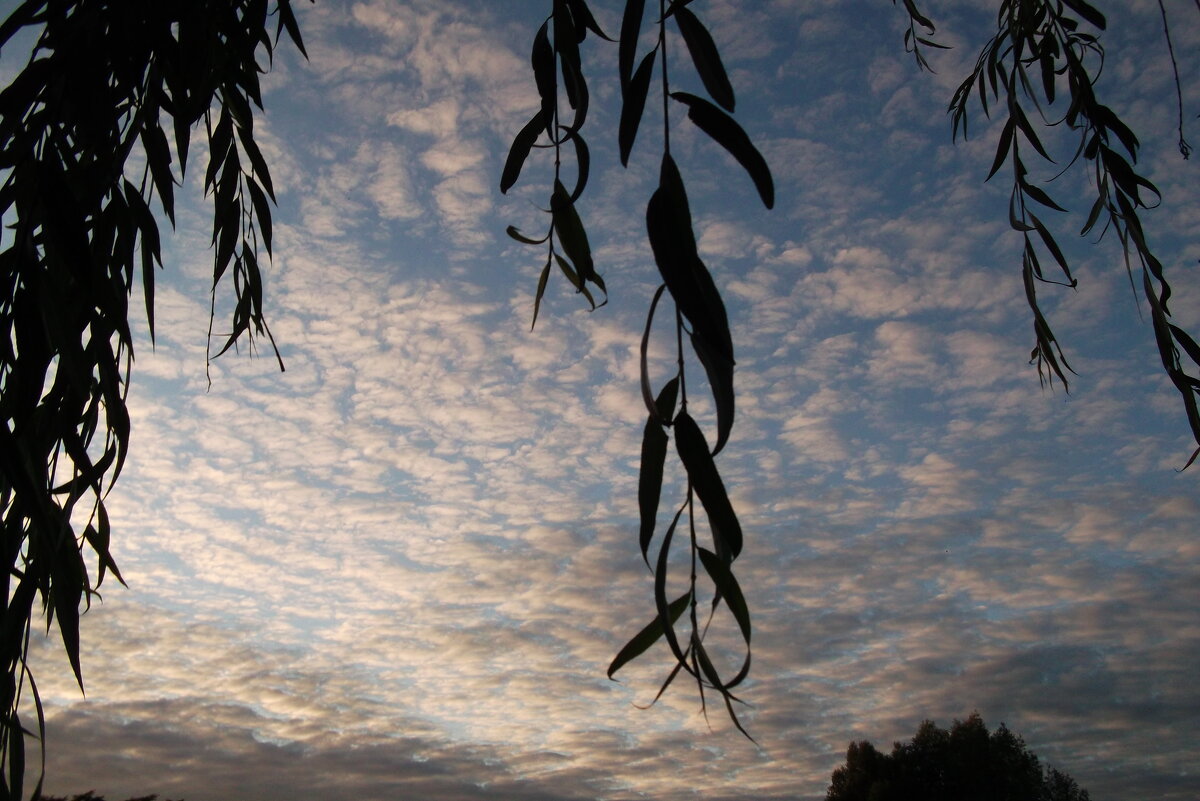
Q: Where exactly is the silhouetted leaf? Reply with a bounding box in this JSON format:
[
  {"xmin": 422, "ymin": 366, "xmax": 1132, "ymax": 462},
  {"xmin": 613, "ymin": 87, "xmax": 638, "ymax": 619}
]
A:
[
  {"xmin": 652, "ymin": 504, "xmax": 691, "ymax": 668},
  {"xmin": 674, "ymin": 6, "xmax": 734, "ymax": 112},
  {"xmin": 643, "ymin": 378, "xmax": 681, "ymax": 565},
  {"xmin": 901, "ymin": 0, "xmax": 934, "ymax": 31},
  {"xmin": 1171, "ymin": 324, "xmax": 1200, "ymax": 369},
  {"xmin": 246, "ymin": 177, "xmax": 273, "ymax": 256},
  {"xmin": 563, "ymin": 129, "xmax": 591, "ymax": 202},
  {"xmin": 531, "ymin": 257, "xmax": 552, "ymax": 330},
  {"xmin": 214, "ymin": 198, "xmax": 241, "ymax": 282},
  {"xmin": 692, "ymin": 640, "xmax": 755, "ymax": 740},
  {"xmin": 51, "ymin": 553, "xmax": 84, "ymax": 689},
  {"xmin": 551, "ymin": 181, "xmax": 596, "ymax": 284},
  {"xmin": 83, "ymin": 504, "xmax": 124, "ymax": 589},
  {"xmin": 501, "ymin": 111, "xmax": 545, "ymax": 193},
  {"xmin": 607, "ymin": 592, "xmax": 690, "ymax": 678},
  {"xmin": 1094, "ymin": 105, "xmax": 1140, "ymax": 159},
  {"xmin": 1061, "ymin": 0, "xmax": 1106, "ymax": 29},
  {"xmin": 277, "ymin": 0, "xmax": 309, "ymax": 58},
  {"xmin": 670, "ymin": 92, "xmax": 773, "ymax": 208},
  {"xmin": 646, "ymin": 156, "xmax": 734, "ymax": 370},
  {"xmin": 532, "ymin": 22, "xmax": 556, "ymax": 136},
  {"xmin": 619, "ymin": 0, "xmax": 646, "ymax": 89},
  {"xmin": 1011, "ymin": 104, "xmax": 1052, "ymax": 161},
  {"xmin": 697, "ymin": 547, "xmax": 750, "ymax": 644},
  {"xmin": 7, "ymin": 709, "xmax": 24, "ymax": 801},
  {"xmin": 1021, "ymin": 182, "xmax": 1067, "ymax": 212},
  {"xmin": 554, "ymin": 5, "xmax": 583, "ymax": 111},
  {"xmin": 142, "ymin": 123, "xmax": 176, "ymax": 225},
  {"xmin": 620, "ymin": 49, "xmax": 656, "ymax": 167},
  {"xmin": 987, "ymin": 118, "xmax": 1015, "ymax": 180},
  {"xmin": 691, "ymin": 330, "xmax": 734, "ymax": 455},
  {"xmin": 566, "ymin": 0, "xmax": 612, "ymax": 41},
  {"xmin": 553, "ymin": 251, "xmax": 597, "ymax": 309},
  {"xmin": 507, "ymin": 225, "xmax": 550, "ymax": 246},
  {"xmin": 237, "ymin": 123, "xmax": 275, "ymax": 200},
  {"xmin": 1028, "ymin": 213, "xmax": 1072, "ymax": 282},
  {"xmin": 674, "ymin": 412, "xmax": 743, "ymax": 560},
  {"xmin": 639, "ymin": 284, "xmax": 668, "ymax": 418},
  {"xmin": 1080, "ymin": 191, "xmax": 1106, "ymax": 236}
]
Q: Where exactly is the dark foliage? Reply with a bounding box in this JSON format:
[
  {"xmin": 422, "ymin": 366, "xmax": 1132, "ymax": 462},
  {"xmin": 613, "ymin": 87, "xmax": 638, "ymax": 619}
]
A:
[
  {"xmin": 0, "ymin": 1, "xmax": 307, "ymax": 798},
  {"xmin": 1, "ymin": 0, "xmax": 1197, "ymax": 796},
  {"xmin": 35, "ymin": 792, "xmax": 180, "ymax": 801},
  {"xmin": 502, "ymin": 0, "xmax": 770, "ymax": 736},
  {"xmin": 825, "ymin": 713, "xmax": 1090, "ymax": 801}
]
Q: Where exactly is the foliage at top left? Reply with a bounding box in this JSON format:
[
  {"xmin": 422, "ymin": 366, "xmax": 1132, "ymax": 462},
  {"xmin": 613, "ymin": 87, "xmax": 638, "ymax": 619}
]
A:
[{"xmin": 0, "ymin": 1, "xmax": 307, "ymax": 798}]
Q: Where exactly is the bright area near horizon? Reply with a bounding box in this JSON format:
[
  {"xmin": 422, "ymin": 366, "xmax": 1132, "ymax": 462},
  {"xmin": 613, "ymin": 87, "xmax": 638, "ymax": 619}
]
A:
[{"xmin": 6, "ymin": 0, "xmax": 1200, "ymax": 799}]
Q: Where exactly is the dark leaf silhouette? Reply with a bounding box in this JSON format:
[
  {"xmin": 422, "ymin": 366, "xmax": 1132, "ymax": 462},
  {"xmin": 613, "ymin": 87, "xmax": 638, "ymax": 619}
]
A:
[
  {"xmin": 673, "ymin": 6, "xmax": 735, "ymax": 112},
  {"xmin": 670, "ymin": 92, "xmax": 774, "ymax": 208}
]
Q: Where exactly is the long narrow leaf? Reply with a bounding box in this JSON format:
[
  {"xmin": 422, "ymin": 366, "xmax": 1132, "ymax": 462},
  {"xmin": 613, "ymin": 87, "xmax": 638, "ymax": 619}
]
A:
[
  {"xmin": 620, "ymin": 49, "xmax": 657, "ymax": 166},
  {"xmin": 691, "ymin": 330, "xmax": 734, "ymax": 455},
  {"xmin": 670, "ymin": 92, "xmax": 773, "ymax": 208},
  {"xmin": 674, "ymin": 6, "xmax": 734, "ymax": 112},
  {"xmin": 639, "ymin": 378, "xmax": 677, "ymax": 564},
  {"xmin": 607, "ymin": 592, "xmax": 691, "ymax": 678},
  {"xmin": 645, "ymin": 155, "xmax": 734, "ymax": 370},
  {"xmin": 653, "ymin": 505, "xmax": 692, "ymax": 668},
  {"xmin": 620, "ymin": 0, "xmax": 647, "ymax": 89},
  {"xmin": 640, "ymin": 284, "xmax": 668, "ymax": 419},
  {"xmin": 500, "ymin": 111, "xmax": 545, "ymax": 193},
  {"xmin": 697, "ymin": 547, "xmax": 751, "ymax": 645},
  {"xmin": 674, "ymin": 412, "xmax": 743, "ymax": 560}
]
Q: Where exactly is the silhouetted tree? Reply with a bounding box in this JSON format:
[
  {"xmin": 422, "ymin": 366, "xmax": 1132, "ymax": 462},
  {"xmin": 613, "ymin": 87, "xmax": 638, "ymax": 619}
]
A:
[
  {"xmin": 825, "ymin": 713, "xmax": 1089, "ymax": 801},
  {"xmin": 35, "ymin": 793, "xmax": 178, "ymax": 801}
]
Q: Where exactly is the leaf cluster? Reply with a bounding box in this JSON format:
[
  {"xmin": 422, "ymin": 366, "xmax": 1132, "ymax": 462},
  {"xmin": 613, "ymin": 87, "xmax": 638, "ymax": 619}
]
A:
[
  {"xmin": 948, "ymin": 0, "xmax": 1200, "ymax": 466},
  {"xmin": 0, "ymin": 2, "xmax": 306, "ymax": 797},
  {"xmin": 501, "ymin": 0, "xmax": 610, "ymax": 328},
  {"xmin": 614, "ymin": 9, "xmax": 771, "ymax": 736},
  {"xmin": 506, "ymin": 0, "xmax": 774, "ymax": 735}
]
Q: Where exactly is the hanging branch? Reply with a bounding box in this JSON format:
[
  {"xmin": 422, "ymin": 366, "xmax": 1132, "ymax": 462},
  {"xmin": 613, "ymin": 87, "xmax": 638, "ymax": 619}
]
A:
[
  {"xmin": 602, "ymin": 0, "xmax": 772, "ymax": 738},
  {"xmin": 0, "ymin": 2, "xmax": 308, "ymax": 796},
  {"xmin": 500, "ymin": 0, "xmax": 609, "ymax": 328},
  {"xmin": 948, "ymin": 0, "xmax": 1200, "ymax": 467}
]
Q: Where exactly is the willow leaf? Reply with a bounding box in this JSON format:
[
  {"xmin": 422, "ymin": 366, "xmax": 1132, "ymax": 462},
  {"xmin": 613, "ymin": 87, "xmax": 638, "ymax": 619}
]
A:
[
  {"xmin": 670, "ymin": 92, "xmax": 773, "ymax": 208},
  {"xmin": 674, "ymin": 6, "xmax": 734, "ymax": 112},
  {"xmin": 620, "ymin": 49, "xmax": 657, "ymax": 166},
  {"xmin": 500, "ymin": 111, "xmax": 544, "ymax": 193},
  {"xmin": 674, "ymin": 412, "xmax": 743, "ymax": 560},
  {"xmin": 607, "ymin": 592, "xmax": 691, "ymax": 678},
  {"xmin": 620, "ymin": 0, "xmax": 647, "ymax": 89}
]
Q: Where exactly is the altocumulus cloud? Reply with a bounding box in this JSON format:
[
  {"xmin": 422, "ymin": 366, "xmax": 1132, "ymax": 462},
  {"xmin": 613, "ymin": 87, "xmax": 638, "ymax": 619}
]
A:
[{"xmin": 21, "ymin": 1, "xmax": 1200, "ymax": 800}]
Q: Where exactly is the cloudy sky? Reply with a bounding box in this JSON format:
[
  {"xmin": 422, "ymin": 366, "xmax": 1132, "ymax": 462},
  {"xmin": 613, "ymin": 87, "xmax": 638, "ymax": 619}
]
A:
[{"xmin": 10, "ymin": 0, "xmax": 1200, "ymax": 799}]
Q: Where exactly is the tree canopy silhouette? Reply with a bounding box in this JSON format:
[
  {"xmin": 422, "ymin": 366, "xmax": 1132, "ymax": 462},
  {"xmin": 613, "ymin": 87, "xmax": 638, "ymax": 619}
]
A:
[
  {"xmin": 1, "ymin": 0, "xmax": 1197, "ymax": 797},
  {"xmin": 825, "ymin": 713, "xmax": 1091, "ymax": 801}
]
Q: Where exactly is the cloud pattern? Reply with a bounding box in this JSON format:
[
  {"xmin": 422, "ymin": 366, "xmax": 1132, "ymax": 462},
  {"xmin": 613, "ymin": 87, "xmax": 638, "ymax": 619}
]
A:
[{"xmin": 20, "ymin": 1, "xmax": 1200, "ymax": 799}]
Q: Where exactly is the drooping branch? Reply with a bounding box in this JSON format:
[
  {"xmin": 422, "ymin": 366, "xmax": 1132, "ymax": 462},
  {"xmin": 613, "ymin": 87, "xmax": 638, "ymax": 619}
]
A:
[
  {"xmin": 948, "ymin": 0, "xmax": 1200, "ymax": 466},
  {"xmin": 0, "ymin": 2, "xmax": 307, "ymax": 796}
]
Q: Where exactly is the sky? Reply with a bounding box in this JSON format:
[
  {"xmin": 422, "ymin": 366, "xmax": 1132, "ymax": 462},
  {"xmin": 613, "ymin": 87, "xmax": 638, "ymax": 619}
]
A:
[{"xmin": 5, "ymin": 0, "xmax": 1200, "ymax": 799}]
